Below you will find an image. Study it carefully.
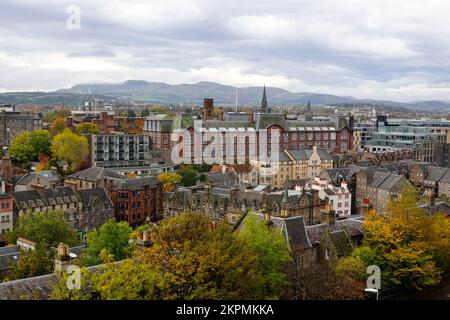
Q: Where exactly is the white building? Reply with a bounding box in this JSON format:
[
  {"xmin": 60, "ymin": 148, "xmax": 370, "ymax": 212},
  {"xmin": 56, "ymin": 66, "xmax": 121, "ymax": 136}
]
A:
[{"xmin": 299, "ymin": 177, "xmax": 352, "ymax": 218}]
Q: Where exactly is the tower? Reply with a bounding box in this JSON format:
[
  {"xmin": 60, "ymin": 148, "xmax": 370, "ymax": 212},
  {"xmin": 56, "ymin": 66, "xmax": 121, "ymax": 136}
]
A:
[
  {"xmin": 306, "ymin": 101, "xmax": 311, "ymax": 113},
  {"xmin": 280, "ymin": 188, "xmax": 290, "ymax": 217},
  {"xmin": 261, "ymin": 86, "xmax": 268, "ymax": 113},
  {"xmin": 203, "ymin": 98, "xmax": 214, "ymax": 120}
]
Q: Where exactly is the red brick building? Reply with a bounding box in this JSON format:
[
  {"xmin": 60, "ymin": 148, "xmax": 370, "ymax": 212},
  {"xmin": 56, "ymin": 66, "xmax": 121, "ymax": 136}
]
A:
[{"xmin": 109, "ymin": 177, "xmax": 163, "ymax": 226}]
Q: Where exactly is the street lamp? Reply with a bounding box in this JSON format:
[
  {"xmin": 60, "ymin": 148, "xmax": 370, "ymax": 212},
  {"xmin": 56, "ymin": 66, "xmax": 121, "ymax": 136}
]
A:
[
  {"xmin": 365, "ymin": 288, "xmax": 379, "ymax": 300},
  {"xmin": 69, "ymin": 252, "xmax": 77, "ymax": 265}
]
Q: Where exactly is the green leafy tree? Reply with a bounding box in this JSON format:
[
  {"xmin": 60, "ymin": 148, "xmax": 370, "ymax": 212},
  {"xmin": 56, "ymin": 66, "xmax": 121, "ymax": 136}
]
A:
[
  {"xmin": 81, "ymin": 219, "xmax": 133, "ymax": 266},
  {"xmin": 52, "ymin": 128, "xmax": 89, "ymax": 170},
  {"xmin": 238, "ymin": 215, "xmax": 291, "ymax": 298},
  {"xmin": 76, "ymin": 122, "xmax": 100, "ymax": 135},
  {"xmin": 9, "ymin": 244, "xmax": 54, "ymax": 280},
  {"xmin": 141, "ymin": 109, "xmax": 150, "ymax": 117},
  {"xmin": 6, "ymin": 211, "xmax": 78, "ymax": 247},
  {"xmin": 9, "ymin": 130, "xmax": 52, "ymax": 163},
  {"xmin": 6, "ymin": 211, "xmax": 78, "ymax": 280}
]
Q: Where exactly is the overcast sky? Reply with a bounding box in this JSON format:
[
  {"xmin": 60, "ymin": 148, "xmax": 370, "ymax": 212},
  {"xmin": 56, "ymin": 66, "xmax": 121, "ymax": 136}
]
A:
[{"xmin": 1, "ymin": 0, "xmax": 450, "ymax": 102}]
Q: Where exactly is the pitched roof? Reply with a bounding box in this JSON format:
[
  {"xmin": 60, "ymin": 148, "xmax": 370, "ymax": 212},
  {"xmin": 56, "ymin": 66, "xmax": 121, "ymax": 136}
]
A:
[
  {"xmin": 112, "ymin": 176, "xmax": 158, "ymax": 190},
  {"xmin": 15, "ymin": 170, "xmax": 61, "ymax": 186},
  {"xmin": 306, "ymin": 218, "xmax": 364, "ymax": 245},
  {"xmin": 329, "ymin": 230, "xmax": 353, "ymax": 256},
  {"xmin": 12, "ymin": 186, "xmax": 80, "ymax": 209},
  {"xmin": 439, "ymin": 169, "xmax": 450, "ymax": 184},
  {"xmin": 424, "ymin": 166, "xmax": 448, "ymax": 182},
  {"xmin": 77, "ymin": 187, "xmax": 113, "ymax": 209},
  {"xmin": 67, "ymin": 166, "xmax": 125, "ymax": 182}
]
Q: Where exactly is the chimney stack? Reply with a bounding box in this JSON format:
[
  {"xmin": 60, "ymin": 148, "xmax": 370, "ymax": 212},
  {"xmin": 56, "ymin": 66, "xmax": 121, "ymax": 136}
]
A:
[{"xmin": 54, "ymin": 243, "xmax": 71, "ymax": 273}]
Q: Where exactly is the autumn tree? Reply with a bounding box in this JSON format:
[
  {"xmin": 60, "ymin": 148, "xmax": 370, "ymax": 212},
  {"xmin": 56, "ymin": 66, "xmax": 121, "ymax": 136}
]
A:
[
  {"xmin": 44, "ymin": 109, "xmax": 71, "ymax": 123},
  {"xmin": 76, "ymin": 122, "xmax": 100, "ymax": 135},
  {"xmin": 284, "ymin": 260, "xmax": 365, "ymax": 300},
  {"xmin": 157, "ymin": 172, "xmax": 182, "ymax": 192},
  {"xmin": 50, "ymin": 116, "xmax": 67, "ymax": 135},
  {"xmin": 338, "ymin": 186, "xmax": 445, "ymax": 296},
  {"xmin": 9, "ymin": 130, "xmax": 52, "ymax": 163},
  {"xmin": 52, "ymin": 128, "xmax": 89, "ymax": 170},
  {"xmin": 80, "ymin": 219, "xmax": 133, "ymax": 267},
  {"xmin": 238, "ymin": 215, "xmax": 291, "ymax": 298},
  {"xmin": 53, "ymin": 213, "xmax": 268, "ymax": 300}
]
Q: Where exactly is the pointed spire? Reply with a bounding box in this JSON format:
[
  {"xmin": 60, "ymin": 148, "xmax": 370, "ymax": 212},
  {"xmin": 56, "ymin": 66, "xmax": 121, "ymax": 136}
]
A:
[
  {"xmin": 261, "ymin": 85, "xmax": 268, "ymax": 113},
  {"xmin": 282, "ymin": 187, "xmax": 289, "ymax": 203}
]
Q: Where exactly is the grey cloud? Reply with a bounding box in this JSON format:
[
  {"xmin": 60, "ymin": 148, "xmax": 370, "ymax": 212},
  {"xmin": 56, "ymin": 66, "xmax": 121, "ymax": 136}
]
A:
[{"xmin": 1, "ymin": 0, "xmax": 450, "ymax": 101}]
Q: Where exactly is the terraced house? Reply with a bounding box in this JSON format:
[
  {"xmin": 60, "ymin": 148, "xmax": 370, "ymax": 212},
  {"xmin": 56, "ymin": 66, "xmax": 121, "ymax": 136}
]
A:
[
  {"xmin": 12, "ymin": 186, "xmax": 114, "ymax": 237},
  {"xmin": 355, "ymin": 169, "xmax": 412, "ymax": 214}
]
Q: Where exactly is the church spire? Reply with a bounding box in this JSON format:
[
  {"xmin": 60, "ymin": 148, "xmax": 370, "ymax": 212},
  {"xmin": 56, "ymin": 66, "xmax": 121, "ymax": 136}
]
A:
[{"xmin": 261, "ymin": 85, "xmax": 268, "ymax": 113}]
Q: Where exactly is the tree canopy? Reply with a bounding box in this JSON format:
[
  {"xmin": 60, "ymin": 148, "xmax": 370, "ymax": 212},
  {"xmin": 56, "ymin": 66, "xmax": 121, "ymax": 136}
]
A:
[
  {"xmin": 338, "ymin": 186, "xmax": 448, "ymax": 295},
  {"xmin": 50, "ymin": 116, "xmax": 67, "ymax": 135},
  {"xmin": 157, "ymin": 173, "xmax": 182, "ymax": 192},
  {"xmin": 238, "ymin": 215, "xmax": 291, "ymax": 298},
  {"xmin": 9, "ymin": 130, "xmax": 52, "ymax": 163},
  {"xmin": 81, "ymin": 219, "xmax": 133, "ymax": 267},
  {"xmin": 52, "ymin": 128, "xmax": 89, "ymax": 170},
  {"xmin": 53, "ymin": 213, "xmax": 274, "ymax": 300},
  {"xmin": 76, "ymin": 122, "xmax": 100, "ymax": 135},
  {"xmin": 6, "ymin": 211, "xmax": 78, "ymax": 247}
]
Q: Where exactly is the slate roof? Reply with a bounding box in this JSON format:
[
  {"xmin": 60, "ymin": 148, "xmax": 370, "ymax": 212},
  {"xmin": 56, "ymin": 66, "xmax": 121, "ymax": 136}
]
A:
[
  {"xmin": 306, "ymin": 218, "xmax": 364, "ymax": 245},
  {"xmin": 439, "ymin": 169, "xmax": 450, "ymax": 184},
  {"xmin": 246, "ymin": 213, "xmax": 312, "ymax": 251},
  {"xmin": 424, "ymin": 166, "xmax": 448, "ymax": 182},
  {"xmin": 0, "ymin": 261, "xmax": 98, "ymax": 300},
  {"xmin": 418, "ymin": 201, "xmax": 450, "ymax": 217},
  {"xmin": 12, "ymin": 186, "xmax": 81, "ymax": 210},
  {"xmin": 112, "ymin": 176, "xmax": 158, "ymax": 190},
  {"xmin": 67, "ymin": 166, "xmax": 125, "ymax": 182},
  {"xmin": 330, "ymin": 229, "xmax": 353, "ymax": 256},
  {"xmin": 77, "ymin": 187, "xmax": 113, "ymax": 209},
  {"xmin": 204, "ymin": 172, "xmax": 238, "ymax": 185},
  {"xmin": 15, "ymin": 170, "xmax": 61, "ymax": 186}
]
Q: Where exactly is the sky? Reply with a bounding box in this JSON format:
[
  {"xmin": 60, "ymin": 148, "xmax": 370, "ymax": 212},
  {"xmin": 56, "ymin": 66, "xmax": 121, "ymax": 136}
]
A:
[{"xmin": 1, "ymin": 0, "xmax": 450, "ymax": 102}]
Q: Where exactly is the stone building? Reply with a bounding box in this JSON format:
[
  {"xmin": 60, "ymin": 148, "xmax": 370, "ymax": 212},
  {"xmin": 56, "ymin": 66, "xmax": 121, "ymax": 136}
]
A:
[
  {"xmin": 65, "ymin": 166, "xmax": 125, "ymax": 191},
  {"xmin": 0, "ymin": 109, "xmax": 43, "ymax": 147},
  {"xmin": 0, "ymin": 180, "xmax": 13, "ymax": 246},
  {"xmin": 259, "ymin": 146, "xmax": 333, "ymax": 189},
  {"xmin": 355, "ymin": 169, "xmax": 412, "ymax": 214},
  {"xmin": 12, "ymin": 186, "xmax": 114, "ymax": 237},
  {"xmin": 164, "ymin": 184, "xmax": 326, "ymax": 226}
]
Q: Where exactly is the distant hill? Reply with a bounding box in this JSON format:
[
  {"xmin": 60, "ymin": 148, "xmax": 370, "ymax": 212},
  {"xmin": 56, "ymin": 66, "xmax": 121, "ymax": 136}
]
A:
[
  {"xmin": 59, "ymin": 80, "xmax": 359, "ymax": 105},
  {"xmin": 0, "ymin": 92, "xmax": 118, "ymax": 106},
  {"xmin": 1, "ymin": 80, "xmax": 450, "ymax": 110}
]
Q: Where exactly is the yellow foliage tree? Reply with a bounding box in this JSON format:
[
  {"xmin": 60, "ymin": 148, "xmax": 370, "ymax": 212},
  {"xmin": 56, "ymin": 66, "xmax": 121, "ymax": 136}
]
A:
[
  {"xmin": 339, "ymin": 185, "xmax": 446, "ymax": 295},
  {"xmin": 52, "ymin": 128, "xmax": 89, "ymax": 171},
  {"xmin": 157, "ymin": 173, "xmax": 182, "ymax": 192}
]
